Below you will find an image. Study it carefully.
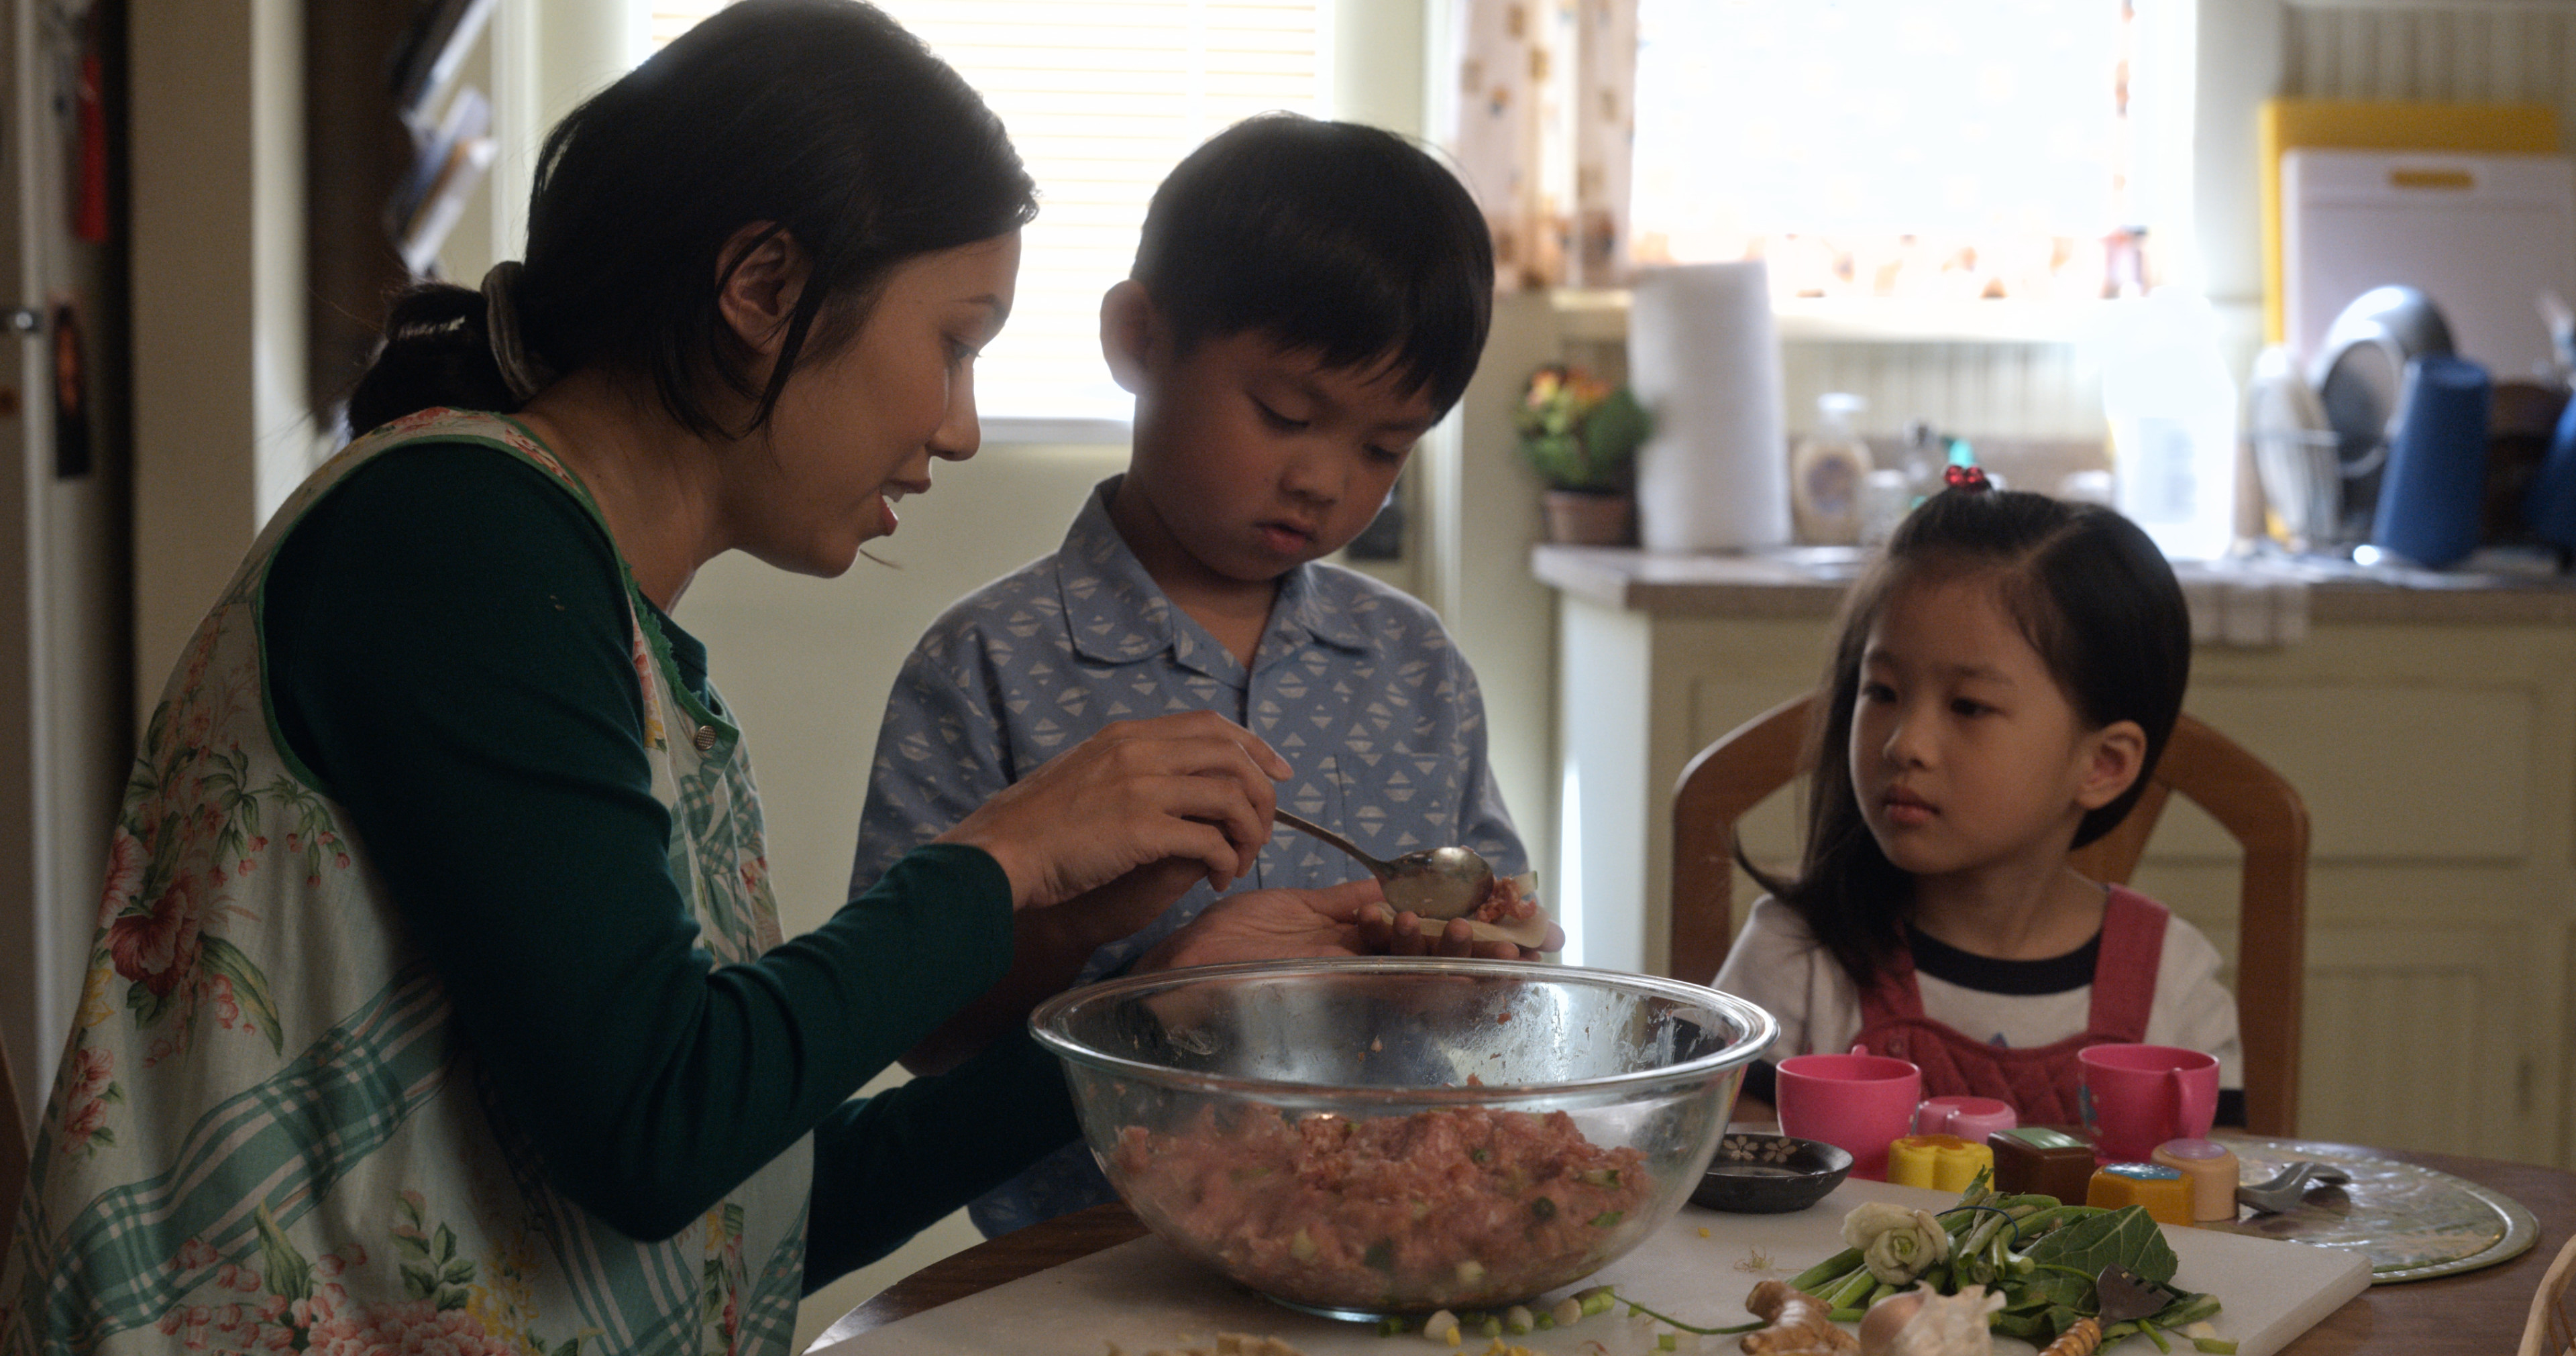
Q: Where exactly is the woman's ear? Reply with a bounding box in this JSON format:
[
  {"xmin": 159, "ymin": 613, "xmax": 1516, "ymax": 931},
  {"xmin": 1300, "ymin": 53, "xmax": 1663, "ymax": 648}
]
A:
[
  {"xmin": 2074, "ymin": 720, "xmax": 2149, "ymax": 811},
  {"xmin": 1099, "ymin": 279, "xmax": 1159, "ymax": 396},
  {"xmin": 716, "ymin": 222, "xmax": 810, "ymax": 355}
]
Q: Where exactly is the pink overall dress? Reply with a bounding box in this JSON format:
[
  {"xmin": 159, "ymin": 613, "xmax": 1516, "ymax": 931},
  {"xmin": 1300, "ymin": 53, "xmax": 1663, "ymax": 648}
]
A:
[{"xmin": 1849, "ymin": 887, "xmax": 2168, "ymax": 1124}]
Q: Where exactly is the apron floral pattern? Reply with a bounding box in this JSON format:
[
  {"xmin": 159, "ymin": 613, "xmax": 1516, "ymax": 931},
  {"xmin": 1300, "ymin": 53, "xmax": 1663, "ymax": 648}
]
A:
[{"xmin": 0, "ymin": 409, "xmax": 806, "ymax": 1356}]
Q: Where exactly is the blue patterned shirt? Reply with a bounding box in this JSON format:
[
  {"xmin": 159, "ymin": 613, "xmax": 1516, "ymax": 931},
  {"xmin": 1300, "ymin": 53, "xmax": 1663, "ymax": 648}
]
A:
[{"xmin": 850, "ymin": 475, "xmax": 1528, "ymax": 1234}]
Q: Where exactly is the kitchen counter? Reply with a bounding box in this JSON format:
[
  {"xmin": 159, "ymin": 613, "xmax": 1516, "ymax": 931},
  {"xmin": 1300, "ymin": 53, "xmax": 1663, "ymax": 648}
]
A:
[{"xmin": 1532, "ymin": 543, "xmax": 2576, "ymax": 626}]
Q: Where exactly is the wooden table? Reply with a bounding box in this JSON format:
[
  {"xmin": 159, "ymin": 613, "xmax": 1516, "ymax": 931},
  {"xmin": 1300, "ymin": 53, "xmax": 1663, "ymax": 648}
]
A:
[{"xmin": 810, "ymin": 1143, "xmax": 2573, "ymax": 1353}]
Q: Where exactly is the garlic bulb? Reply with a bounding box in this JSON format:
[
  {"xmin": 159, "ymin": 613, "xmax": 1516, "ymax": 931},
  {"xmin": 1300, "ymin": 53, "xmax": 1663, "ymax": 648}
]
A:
[{"xmin": 1856, "ymin": 1286, "xmax": 2005, "ymax": 1356}]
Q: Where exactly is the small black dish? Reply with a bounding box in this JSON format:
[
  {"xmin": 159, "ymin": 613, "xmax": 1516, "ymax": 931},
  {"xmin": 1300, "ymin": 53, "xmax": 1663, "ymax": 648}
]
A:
[{"xmin": 1691, "ymin": 1133, "xmax": 1854, "ymax": 1214}]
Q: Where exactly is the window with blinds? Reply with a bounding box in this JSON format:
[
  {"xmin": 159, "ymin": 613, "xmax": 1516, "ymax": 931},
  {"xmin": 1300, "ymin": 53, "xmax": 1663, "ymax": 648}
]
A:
[{"xmin": 643, "ymin": 1, "xmax": 1327, "ymax": 427}]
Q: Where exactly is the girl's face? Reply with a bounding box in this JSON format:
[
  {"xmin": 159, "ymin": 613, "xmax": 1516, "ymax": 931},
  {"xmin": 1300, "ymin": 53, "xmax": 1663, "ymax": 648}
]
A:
[
  {"xmin": 1848, "ymin": 575, "xmax": 2140, "ymax": 883},
  {"xmin": 729, "ymin": 231, "xmax": 1020, "ymax": 577}
]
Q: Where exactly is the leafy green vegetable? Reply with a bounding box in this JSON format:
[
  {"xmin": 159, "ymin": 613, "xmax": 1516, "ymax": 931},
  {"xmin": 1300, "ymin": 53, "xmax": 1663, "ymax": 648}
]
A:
[
  {"xmin": 2024, "ymin": 1205, "xmax": 2182, "ymax": 1289},
  {"xmin": 1782, "ymin": 1187, "xmax": 2213, "ymax": 1351},
  {"xmin": 1584, "ymin": 1178, "xmax": 2222, "ymax": 1353}
]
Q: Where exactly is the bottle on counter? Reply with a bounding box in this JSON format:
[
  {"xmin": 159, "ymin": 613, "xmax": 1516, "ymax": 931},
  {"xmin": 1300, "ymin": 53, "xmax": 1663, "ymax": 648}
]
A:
[
  {"xmin": 1899, "ymin": 418, "xmax": 1947, "ymax": 506},
  {"xmin": 2099, "ymin": 288, "xmax": 2241, "ymax": 560},
  {"xmin": 1790, "ymin": 392, "xmax": 1872, "ymax": 545},
  {"xmin": 1858, "ymin": 468, "xmax": 1912, "ymax": 547}
]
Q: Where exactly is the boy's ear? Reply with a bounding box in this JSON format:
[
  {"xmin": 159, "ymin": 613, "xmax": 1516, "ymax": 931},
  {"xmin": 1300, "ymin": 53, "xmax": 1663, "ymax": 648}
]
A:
[
  {"xmin": 1099, "ymin": 279, "xmax": 1159, "ymax": 396},
  {"xmin": 2073, "ymin": 720, "xmax": 2149, "ymax": 811},
  {"xmin": 716, "ymin": 223, "xmax": 809, "ymax": 356}
]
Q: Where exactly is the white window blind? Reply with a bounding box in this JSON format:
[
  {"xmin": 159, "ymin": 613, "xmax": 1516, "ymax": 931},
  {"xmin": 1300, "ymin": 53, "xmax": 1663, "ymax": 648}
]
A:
[
  {"xmin": 644, "ymin": 1, "xmax": 1326, "ymax": 426},
  {"xmin": 1629, "ymin": 0, "xmax": 2131, "ymax": 302}
]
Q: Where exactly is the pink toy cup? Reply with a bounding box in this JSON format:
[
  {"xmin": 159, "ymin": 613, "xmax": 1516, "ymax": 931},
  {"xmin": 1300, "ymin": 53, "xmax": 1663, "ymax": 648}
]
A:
[
  {"xmin": 1917, "ymin": 1094, "xmax": 2017, "ymax": 1142},
  {"xmin": 2078, "ymin": 1043, "xmax": 2219, "ymax": 1163},
  {"xmin": 1776, "ymin": 1052, "xmax": 1922, "ymax": 1180}
]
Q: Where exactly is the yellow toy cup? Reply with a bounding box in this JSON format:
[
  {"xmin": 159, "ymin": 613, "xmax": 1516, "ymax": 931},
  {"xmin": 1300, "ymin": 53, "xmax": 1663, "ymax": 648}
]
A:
[{"xmin": 1885, "ymin": 1133, "xmax": 1994, "ymax": 1193}]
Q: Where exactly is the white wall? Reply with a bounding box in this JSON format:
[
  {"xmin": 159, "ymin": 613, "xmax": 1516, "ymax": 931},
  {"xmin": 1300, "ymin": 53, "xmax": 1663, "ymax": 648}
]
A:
[{"xmin": 130, "ymin": 0, "xmax": 323, "ymax": 697}]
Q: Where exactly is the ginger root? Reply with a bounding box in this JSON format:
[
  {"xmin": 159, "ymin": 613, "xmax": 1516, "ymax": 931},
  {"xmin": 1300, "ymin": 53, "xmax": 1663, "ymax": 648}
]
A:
[
  {"xmin": 1742, "ymin": 1280, "xmax": 1860, "ymax": 1355},
  {"xmin": 2034, "ymin": 1318, "xmax": 2106, "ymax": 1356}
]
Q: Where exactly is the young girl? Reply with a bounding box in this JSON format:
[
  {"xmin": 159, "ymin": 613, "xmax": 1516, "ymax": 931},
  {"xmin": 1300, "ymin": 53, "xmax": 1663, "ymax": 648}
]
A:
[{"xmin": 1715, "ymin": 476, "xmax": 2242, "ymax": 1127}]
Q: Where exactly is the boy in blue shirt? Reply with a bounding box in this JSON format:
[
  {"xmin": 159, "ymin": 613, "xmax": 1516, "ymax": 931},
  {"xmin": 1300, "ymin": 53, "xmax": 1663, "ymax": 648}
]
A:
[{"xmin": 850, "ymin": 113, "xmax": 1542, "ymax": 1235}]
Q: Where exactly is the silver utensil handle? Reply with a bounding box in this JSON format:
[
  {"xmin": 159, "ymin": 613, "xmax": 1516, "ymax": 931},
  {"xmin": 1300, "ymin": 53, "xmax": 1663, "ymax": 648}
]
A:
[{"xmin": 1272, "ymin": 809, "xmax": 1388, "ymax": 879}]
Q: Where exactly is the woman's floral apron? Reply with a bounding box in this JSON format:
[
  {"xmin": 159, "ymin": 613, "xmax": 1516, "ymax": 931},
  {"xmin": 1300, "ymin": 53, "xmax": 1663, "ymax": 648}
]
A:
[{"xmin": 0, "ymin": 409, "xmax": 806, "ymax": 1356}]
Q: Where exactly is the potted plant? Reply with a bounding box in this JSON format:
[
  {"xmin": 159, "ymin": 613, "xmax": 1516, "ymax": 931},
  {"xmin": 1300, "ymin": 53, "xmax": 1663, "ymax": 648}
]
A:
[{"xmin": 1514, "ymin": 362, "xmax": 1650, "ymax": 545}]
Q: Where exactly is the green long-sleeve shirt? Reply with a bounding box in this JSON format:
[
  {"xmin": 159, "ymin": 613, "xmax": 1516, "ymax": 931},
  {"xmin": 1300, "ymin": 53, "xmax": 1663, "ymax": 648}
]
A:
[{"xmin": 260, "ymin": 436, "xmax": 1079, "ymax": 1290}]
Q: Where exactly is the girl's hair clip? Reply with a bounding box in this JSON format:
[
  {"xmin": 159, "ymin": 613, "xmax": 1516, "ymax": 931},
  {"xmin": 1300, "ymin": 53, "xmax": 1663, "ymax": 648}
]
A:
[{"xmin": 1944, "ymin": 463, "xmax": 1991, "ymax": 492}]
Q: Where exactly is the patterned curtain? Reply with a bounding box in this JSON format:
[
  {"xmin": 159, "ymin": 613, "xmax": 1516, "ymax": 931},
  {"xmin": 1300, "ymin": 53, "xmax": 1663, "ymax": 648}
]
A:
[{"xmin": 1447, "ymin": 0, "xmax": 1638, "ymax": 290}]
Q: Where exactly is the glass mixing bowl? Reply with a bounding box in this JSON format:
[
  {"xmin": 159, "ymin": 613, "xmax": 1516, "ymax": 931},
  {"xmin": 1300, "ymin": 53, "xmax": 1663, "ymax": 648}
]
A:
[{"xmin": 1030, "ymin": 958, "xmax": 1777, "ymax": 1319}]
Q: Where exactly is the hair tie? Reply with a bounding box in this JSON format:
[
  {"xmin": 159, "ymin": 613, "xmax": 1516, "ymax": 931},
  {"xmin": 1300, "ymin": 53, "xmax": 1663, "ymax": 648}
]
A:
[
  {"xmin": 1943, "ymin": 463, "xmax": 1991, "ymax": 492},
  {"xmin": 478, "ymin": 262, "xmax": 556, "ymax": 403}
]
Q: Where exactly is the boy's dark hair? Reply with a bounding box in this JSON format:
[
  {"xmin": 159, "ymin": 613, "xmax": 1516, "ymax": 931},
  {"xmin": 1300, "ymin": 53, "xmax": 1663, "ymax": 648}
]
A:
[
  {"xmin": 1750, "ymin": 488, "xmax": 2192, "ymax": 992},
  {"xmin": 347, "ymin": 0, "xmax": 1036, "ymax": 439},
  {"xmin": 1132, "ymin": 113, "xmax": 1494, "ymax": 415}
]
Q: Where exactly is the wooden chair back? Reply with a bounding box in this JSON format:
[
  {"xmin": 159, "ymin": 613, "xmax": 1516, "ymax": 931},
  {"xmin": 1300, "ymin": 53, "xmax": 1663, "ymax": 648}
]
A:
[
  {"xmin": 1671, "ymin": 691, "xmax": 2310, "ymax": 1135},
  {"xmin": 2521, "ymin": 1233, "xmax": 2576, "ymax": 1356}
]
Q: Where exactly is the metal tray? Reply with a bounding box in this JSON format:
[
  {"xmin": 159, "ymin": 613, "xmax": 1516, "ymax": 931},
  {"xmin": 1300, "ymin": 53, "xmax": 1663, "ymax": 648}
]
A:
[{"xmin": 2211, "ymin": 1135, "xmax": 2539, "ymax": 1283}]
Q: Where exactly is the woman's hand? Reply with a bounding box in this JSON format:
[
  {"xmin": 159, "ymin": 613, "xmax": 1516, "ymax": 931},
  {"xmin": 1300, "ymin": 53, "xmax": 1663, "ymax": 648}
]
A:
[
  {"xmin": 1356, "ymin": 905, "xmax": 1561, "ymax": 960},
  {"xmin": 936, "ymin": 712, "xmax": 1289, "ymax": 910},
  {"xmin": 1134, "ymin": 878, "xmax": 1386, "ymax": 972}
]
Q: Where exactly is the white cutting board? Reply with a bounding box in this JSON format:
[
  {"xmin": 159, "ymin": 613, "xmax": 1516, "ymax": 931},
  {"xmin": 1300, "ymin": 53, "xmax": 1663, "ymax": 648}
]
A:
[
  {"xmin": 2282, "ymin": 147, "xmax": 2576, "ymax": 381},
  {"xmin": 814, "ymin": 1178, "xmax": 2370, "ymax": 1356}
]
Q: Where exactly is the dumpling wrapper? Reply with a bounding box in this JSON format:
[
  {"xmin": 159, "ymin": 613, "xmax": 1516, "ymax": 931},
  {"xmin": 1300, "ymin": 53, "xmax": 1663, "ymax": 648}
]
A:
[{"xmin": 1457, "ymin": 872, "xmax": 1554, "ymax": 950}]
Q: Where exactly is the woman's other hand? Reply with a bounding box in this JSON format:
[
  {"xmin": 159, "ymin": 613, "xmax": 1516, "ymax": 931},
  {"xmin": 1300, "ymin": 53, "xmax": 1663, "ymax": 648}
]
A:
[
  {"xmin": 1134, "ymin": 878, "xmax": 1385, "ymax": 972},
  {"xmin": 1356, "ymin": 905, "xmax": 1561, "ymax": 960},
  {"xmin": 936, "ymin": 712, "xmax": 1289, "ymax": 910}
]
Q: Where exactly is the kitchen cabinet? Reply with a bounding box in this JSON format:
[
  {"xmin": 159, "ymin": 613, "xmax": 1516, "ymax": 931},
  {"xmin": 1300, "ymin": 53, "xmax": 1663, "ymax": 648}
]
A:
[{"xmin": 1538, "ymin": 545, "xmax": 2576, "ymax": 1168}]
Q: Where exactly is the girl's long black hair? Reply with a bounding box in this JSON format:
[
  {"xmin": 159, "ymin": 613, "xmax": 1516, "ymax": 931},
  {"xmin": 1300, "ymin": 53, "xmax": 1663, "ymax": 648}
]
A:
[
  {"xmin": 1748, "ymin": 487, "xmax": 2193, "ymax": 992},
  {"xmin": 345, "ymin": 0, "xmax": 1037, "ymax": 439}
]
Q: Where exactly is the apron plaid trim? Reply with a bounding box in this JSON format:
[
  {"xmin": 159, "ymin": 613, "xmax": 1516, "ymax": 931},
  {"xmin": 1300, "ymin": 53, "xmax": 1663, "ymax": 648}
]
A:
[{"xmin": 30, "ymin": 968, "xmax": 449, "ymax": 1347}]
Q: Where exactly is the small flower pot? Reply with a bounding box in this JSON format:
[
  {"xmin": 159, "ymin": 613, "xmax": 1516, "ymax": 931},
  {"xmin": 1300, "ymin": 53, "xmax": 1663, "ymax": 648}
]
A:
[{"xmin": 1543, "ymin": 490, "xmax": 1635, "ymax": 546}]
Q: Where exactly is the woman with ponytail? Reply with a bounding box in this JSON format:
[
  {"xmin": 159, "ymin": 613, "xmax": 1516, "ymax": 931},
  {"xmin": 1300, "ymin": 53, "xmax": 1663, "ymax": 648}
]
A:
[{"xmin": 0, "ymin": 5, "xmax": 1407, "ymax": 1351}]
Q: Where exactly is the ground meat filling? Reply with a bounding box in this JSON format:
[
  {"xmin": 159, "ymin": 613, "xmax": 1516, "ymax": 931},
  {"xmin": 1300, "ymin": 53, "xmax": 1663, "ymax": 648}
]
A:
[
  {"xmin": 1471, "ymin": 875, "xmax": 1538, "ymax": 926},
  {"xmin": 1109, "ymin": 1105, "xmax": 1650, "ymax": 1310}
]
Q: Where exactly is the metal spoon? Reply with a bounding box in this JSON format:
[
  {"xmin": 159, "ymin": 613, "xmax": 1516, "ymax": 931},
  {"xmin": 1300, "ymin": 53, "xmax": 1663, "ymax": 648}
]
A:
[
  {"xmin": 1271, "ymin": 808, "xmax": 1495, "ymax": 919},
  {"xmin": 2235, "ymin": 1160, "xmax": 2351, "ymax": 1214}
]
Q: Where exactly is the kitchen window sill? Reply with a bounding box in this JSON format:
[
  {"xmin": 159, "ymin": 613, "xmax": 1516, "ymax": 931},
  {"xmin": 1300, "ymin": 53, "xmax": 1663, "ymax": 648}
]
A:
[{"xmin": 1552, "ymin": 289, "xmax": 2112, "ymax": 346}]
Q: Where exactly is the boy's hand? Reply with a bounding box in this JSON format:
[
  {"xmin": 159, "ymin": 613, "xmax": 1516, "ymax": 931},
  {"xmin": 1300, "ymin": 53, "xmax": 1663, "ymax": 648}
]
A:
[
  {"xmin": 936, "ymin": 712, "xmax": 1291, "ymax": 910},
  {"xmin": 1357, "ymin": 903, "xmax": 1561, "ymax": 960},
  {"xmin": 1134, "ymin": 877, "xmax": 1385, "ymax": 972}
]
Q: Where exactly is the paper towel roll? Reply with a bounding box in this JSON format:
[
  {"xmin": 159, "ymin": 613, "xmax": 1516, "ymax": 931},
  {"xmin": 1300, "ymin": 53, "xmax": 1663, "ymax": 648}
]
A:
[{"xmin": 1627, "ymin": 262, "xmax": 1790, "ymax": 552}]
